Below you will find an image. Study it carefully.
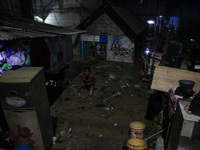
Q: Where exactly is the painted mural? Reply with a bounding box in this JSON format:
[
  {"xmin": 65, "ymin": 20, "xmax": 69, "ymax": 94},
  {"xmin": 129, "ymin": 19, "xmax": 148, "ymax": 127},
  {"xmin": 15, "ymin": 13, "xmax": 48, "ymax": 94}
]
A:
[
  {"xmin": 107, "ymin": 36, "xmax": 134, "ymax": 63},
  {"xmin": 110, "ymin": 37, "xmax": 121, "ymax": 51}
]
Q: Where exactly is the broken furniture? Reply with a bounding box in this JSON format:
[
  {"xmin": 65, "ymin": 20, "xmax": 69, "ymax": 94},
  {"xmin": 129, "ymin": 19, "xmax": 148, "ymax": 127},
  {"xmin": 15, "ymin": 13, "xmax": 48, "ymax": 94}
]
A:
[
  {"xmin": 165, "ymin": 87, "xmax": 200, "ymax": 150},
  {"xmin": 0, "ymin": 67, "xmax": 53, "ymax": 150}
]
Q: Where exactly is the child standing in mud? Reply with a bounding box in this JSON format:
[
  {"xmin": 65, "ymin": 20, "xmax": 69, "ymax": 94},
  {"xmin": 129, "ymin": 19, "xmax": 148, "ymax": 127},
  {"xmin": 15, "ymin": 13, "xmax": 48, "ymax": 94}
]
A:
[{"xmin": 78, "ymin": 67, "xmax": 96, "ymax": 96}]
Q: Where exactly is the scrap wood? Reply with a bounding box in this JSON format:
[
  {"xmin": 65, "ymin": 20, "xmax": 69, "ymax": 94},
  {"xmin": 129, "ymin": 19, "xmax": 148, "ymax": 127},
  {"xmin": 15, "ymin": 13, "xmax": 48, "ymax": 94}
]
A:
[
  {"xmin": 151, "ymin": 66, "xmax": 200, "ymax": 93},
  {"xmin": 144, "ymin": 129, "xmax": 166, "ymax": 141},
  {"xmin": 103, "ymin": 91, "xmax": 121, "ymax": 102},
  {"xmin": 95, "ymin": 65, "xmax": 108, "ymax": 69}
]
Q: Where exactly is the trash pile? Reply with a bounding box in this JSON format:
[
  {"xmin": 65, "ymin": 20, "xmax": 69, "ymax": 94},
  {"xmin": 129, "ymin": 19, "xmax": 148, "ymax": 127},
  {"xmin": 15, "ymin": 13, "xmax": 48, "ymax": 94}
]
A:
[
  {"xmin": 0, "ymin": 48, "xmax": 30, "ymax": 75},
  {"xmin": 49, "ymin": 60, "xmax": 162, "ymax": 149}
]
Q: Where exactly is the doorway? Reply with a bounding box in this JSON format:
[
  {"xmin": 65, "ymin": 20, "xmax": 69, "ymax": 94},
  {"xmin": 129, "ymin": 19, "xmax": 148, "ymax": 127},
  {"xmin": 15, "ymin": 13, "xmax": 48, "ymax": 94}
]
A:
[
  {"xmin": 83, "ymin": 41, "xmax": 95, "ymax": 59},
  {"xmin": 95, "ymin": 42, "xmax": 107, "ymax": 59}
]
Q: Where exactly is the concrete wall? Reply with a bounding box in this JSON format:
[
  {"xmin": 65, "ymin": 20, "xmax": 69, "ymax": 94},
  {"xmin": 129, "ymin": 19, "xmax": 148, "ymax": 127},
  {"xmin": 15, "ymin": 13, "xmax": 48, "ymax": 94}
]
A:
[
  {"xmin": 33, "ymin": 0, "xmax": 103, "ymax": 27},
  {"xmin": 107, "ymin": 36, "xmax": 134, "ymax": 63},
  {"xmin": 33, "ymin": 0, "xmax": 135, "ymax": 63},
  {"xmin": 80, "ymin": 34, "xmax": 134, "ymax": 63},
  {"xmin": 83, "ymin": 13, "xmax": 134, "ymax": 62},
  {"xmin": 86, "ymin": 14, "xmax": 125, "ymax": 36},
  {"xmin": 44, "ymin": 11, "xmax": 81, "ymax": 27}
]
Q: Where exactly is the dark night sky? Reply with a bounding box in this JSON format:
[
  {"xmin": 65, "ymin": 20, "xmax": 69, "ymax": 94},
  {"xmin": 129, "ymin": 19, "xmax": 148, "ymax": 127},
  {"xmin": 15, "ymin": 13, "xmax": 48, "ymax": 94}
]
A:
[{"xmin": 107, "ymin": 0, "xmax": 200, "ymax": 23}]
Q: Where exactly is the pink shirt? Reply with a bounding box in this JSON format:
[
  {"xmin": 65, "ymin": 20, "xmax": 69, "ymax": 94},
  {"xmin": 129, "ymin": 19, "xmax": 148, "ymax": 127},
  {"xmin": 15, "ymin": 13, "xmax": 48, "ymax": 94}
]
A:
[{"xmin": 80, "ymin": 72, "xmax": 96, "ymax": 84}]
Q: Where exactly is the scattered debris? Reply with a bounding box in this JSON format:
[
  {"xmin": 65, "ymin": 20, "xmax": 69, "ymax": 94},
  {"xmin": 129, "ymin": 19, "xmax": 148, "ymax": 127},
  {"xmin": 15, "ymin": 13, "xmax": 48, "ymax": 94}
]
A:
[
  {"xmin": 114, "ymin": 123, "xmax": 118, "ymax": 126},
  {"xmin": 144, "ymin": 129, "xmax": 164, "ymax": 141},
  {"xmin": 49, "ymin": 59, "xmax": 160, "ymax": 149},
  {"xmin": 134, "ymin": 84, "xmax": 141, "ymax": 88},
  {"xmin": 64, "ymin": 122, "xmax": 69, "ymax": 125},
  {"xmin": 120, "ymin": 85, "xmax": 126, "ymax": 88},
  {"xmin": 105, "ymin": 81, "xmax": 109, "ymax": 84},
  {"xmin": 105, "ymin": 99, "xmax": 110, "ymax": 102},
  {"xmin": 68, "ymin": 128, "xmax": 72, "ymax": 134},
  {"xmin": 60, "ymin": 131, "xmax": 72, "ymax": 138},
  {"xmin": 96, "ymin": 65, "xmax": 108, "ymax": 69},
  {"xmin": 126, "ymin": 83, "xmax": 130, "ymax": 87},
  {"xmin": 101, "ymin": 107, "xmax": 110, "ymax": 110},
  {"xmin": 52, "ymin": 136, "xmax": 57, "ymax": 145},
  {"xmin": 120, "ymin": 83, "xmax": 130, "ymax": 88},
  {"xmin": 99, "ymin": 134, "xmax": 103, "ymax": 137},
  {"xmin": 147, "ymin": 90, "xmax": 155, "ymax": 94},
  {"xmin": 109, "ymin": 74, "xmax": 116, "ymax": 80},
  {"xmin": 103, "ymin": 91, "xmax": 121, "ymax": 102},
  {"xmin": 100, "ymin": 114, "xmax": 105, "ymax": 118},
  {"xmin": 155, "ymin": 136, "xmax": 164, "ymax": 150},
  {"xmin": 100, "ymin": 114, "xmax": 111, "ymax": 119}
]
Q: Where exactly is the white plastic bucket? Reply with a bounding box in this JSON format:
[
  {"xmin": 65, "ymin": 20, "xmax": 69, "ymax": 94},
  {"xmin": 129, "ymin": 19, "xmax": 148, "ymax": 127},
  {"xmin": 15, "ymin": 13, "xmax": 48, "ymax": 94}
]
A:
[{"xmin": 130, "ymin": 121, "xmax": 145, "ymax": 139}]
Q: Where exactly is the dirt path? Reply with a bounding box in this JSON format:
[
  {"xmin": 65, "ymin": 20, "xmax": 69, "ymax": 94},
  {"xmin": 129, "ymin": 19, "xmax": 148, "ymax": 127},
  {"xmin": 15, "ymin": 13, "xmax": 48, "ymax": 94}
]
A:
[{"xmin": 50, "ymin": 58, "xmax": 159, "ymax": 150}]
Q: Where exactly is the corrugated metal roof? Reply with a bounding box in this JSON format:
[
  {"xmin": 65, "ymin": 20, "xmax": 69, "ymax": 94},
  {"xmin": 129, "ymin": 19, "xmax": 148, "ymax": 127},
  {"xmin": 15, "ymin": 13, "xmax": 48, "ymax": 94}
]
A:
[
  {"xmin": 0, "ymin": 17, "xmax": 86, "ymax": 41},
  {"xmin": 76, "ymin": 2, "xmax": 146, "ymax": 41},
  {"xmin": 110, "ymin": 5, "xmax": 145, "ymax": 35},
  {"xmin": 0, "ymin": 26, "xmax": 57, "ymax": 41}
]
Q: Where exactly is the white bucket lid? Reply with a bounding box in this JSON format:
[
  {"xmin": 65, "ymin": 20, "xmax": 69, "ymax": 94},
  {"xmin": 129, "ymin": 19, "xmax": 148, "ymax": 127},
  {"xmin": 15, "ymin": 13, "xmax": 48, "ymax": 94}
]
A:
[{"xmin": 130, "ymin": 121, "xmax": 145, "ymax": 129}]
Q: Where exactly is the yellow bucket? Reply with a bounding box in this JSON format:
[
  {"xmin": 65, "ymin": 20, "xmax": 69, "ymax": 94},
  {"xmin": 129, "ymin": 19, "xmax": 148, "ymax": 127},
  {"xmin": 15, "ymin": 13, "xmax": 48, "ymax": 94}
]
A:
[
  {"xmin": 130, "ymin": 121, "xmax": 145, "ymax": 139},
  {"xmin": 127, "ymin": 138, "xmax": 147, "ymax": 150}
]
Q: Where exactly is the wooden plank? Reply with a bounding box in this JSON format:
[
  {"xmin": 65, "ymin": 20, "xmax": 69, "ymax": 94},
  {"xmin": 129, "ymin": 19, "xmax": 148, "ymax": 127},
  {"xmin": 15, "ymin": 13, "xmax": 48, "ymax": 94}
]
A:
[
  {"xmin": 0, "ymin": 67, "xmax": 43, "ymax": 83},
  {"xmin": 151, "ymin": 66, "xmax": 200, "ymax": 93}
]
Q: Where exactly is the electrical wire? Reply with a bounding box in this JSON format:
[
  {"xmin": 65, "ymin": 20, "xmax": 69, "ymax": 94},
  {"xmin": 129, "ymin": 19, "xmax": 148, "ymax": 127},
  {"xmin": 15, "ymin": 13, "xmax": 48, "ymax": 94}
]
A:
[
  {"xmin": 53, "ymin": 10, "xmax": 61, "ymax": 26},
  {"xmin": 75, "ymin": 0, "xmax": 116, "ymax": 29},
  {"xmin": 38, "ymin": 0, "xmax": 54, "ymax": 14}
]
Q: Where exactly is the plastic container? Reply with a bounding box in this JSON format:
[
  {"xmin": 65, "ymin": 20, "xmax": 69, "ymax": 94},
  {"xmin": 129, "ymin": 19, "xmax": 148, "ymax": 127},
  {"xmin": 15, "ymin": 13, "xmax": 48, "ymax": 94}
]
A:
[
  {"xmin": 127, "ymin": 138, "xmax": 147, "ymax": 150},
  {"xmin": 179, "ymin": 80, "xmax": 195, "ymax": 93},
  {"xmin": 101, "ymin": 107, "xmax": 110, "ymax": 110},
  {"xmin": 130, "ymin": 121, "xmax": 145, "ymax": 139}
]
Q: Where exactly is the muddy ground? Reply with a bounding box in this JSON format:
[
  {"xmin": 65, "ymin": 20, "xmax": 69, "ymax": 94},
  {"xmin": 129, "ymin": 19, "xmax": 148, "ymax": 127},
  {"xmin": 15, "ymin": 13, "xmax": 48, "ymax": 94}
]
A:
[{"xmin": 49, "ymin": 57, "xmax": 164, "ymax": 150}]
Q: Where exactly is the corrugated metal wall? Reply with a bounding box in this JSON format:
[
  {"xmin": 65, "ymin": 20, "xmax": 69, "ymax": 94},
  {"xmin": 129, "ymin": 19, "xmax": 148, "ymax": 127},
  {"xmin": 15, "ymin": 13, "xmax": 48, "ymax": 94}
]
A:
[{"xmin": 2, "ymin": 0, "xmax": 22, "ymax": 17}]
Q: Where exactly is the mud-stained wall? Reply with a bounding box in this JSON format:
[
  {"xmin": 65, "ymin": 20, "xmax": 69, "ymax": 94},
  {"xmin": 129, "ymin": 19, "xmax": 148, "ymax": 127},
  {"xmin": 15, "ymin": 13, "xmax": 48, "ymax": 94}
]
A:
[
  {"xmin": 80, "ymin": 34, "xmax": 134, "ymax": 63},
  {"xmin": 107, "ymin": 36, "xmax": 134, "ymax": 63},
  {"xmin": 82, "ymin": 13, "xmax": 134, "ymax": 63}
]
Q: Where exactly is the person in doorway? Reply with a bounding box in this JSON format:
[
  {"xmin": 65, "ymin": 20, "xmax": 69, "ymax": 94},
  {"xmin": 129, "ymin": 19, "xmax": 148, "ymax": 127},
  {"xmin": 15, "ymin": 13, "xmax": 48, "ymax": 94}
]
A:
[
  {"xmin": 90, "ymin": 45, "xmax": 95, "ymax": 58},
  {"xmin": 78, "ymin": 67, "xmax": 96, "ymax": 96}
]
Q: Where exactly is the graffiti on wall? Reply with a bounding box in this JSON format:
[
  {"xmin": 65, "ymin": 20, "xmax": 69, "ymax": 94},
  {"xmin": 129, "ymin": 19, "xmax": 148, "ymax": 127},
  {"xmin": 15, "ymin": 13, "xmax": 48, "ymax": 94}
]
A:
[
  {"xmin": 113, "ymin": 48, "xmax": 131, "ymax": 58},
  {"xmin": 108, "ymin": 37, "xmax": 134, "ymax": 62}
]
